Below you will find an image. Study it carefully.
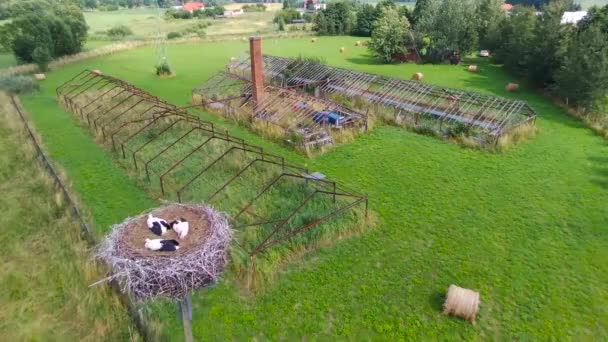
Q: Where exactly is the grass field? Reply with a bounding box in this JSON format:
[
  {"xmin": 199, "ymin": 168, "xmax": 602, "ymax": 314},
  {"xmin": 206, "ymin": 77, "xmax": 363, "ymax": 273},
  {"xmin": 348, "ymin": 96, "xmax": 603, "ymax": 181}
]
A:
[
  {"xmin": 18, "ymin": 36, "xmax": 608, "ymax": 340},
  {"xmin": 0, "ymin": 93, "xmax": 139, "ymax": 340},
  {"xmin": 85, "ymin": 6, "xmax": 282, "ymax": 40}
]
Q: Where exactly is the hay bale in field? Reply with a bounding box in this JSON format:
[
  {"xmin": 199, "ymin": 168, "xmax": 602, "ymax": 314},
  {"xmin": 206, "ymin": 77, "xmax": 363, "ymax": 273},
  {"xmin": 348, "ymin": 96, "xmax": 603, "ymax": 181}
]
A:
[
  {"xmin": 311, "ymin": 38, "xmax": 317, "ymax": 43},
  {"xmin": 340, "ymin": 47, "xmax": 346, "ymax": 53},
  {"xmin": 91, "ymin": 69, "xmax": 103, "ymax": 75},
  {"xmin": 95, "ymin": 203, "xmax": 232, "ymax": 301},
  {"xmin": 34, "ymin": 73, "xmax": 46, "ymax": 81},
  {"xmin": 443, "ymin": 285, "xmax": 480, "ymax": 324},
  {"xmin": 506, "ymin": 83, "xmax": 519, "ymax": 92},
  {"xmin": 355, "ymin": 41, "xmax": 362, "ymax": 46},
  {"xmin": 191, "ymin": 93, "xmax": 203, "ymax": 105},
  {"xmin": 411, "ymin": 72, "xmax": 424, "ymax": 81},
  {"xmin": 468, "ymin": 65, "xmax": 478, "ymax": 72}
]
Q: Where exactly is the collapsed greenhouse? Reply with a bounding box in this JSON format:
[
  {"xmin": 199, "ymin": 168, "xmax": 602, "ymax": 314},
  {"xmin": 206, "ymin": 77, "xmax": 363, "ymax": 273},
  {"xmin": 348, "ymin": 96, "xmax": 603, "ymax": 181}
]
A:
[
  {"xmin": 56, "ymin": 69, "xmax": 369, "ymax": 262},
  {"xmin": 194, "ymin": 51, "xmax": 536, "ymax": 146}
]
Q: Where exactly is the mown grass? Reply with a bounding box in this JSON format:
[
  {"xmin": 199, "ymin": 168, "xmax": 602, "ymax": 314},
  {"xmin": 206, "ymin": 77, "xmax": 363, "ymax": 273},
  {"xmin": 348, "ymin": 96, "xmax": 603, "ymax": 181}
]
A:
[
  {"xmin": 0, "ymin": 93, "xmax": 139, "ymax": 341},
  {"xmin": 19, "ymin": 36, "xmax": 608, "ymax": 340}
]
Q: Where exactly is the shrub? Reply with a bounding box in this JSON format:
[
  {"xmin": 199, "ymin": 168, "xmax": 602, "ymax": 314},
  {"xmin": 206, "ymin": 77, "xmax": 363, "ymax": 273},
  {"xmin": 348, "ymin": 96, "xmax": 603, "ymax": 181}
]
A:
[
  {"xmin": 243, "ymin": 4, "xmax": 266, "ymax": 12},
  {"xmin": 274, "ymin": 9, "xmax": 301, "ymax": 24},
  {"xmin": 0, "ymin": 75, "xmax": 40, "ymax": 95},
  {"xmin": 106, "ymin": 25, "xmax": 133, "ymax": 39},
  {"xmin": 167, "ymin": 31, "xmax": 182, "ymax": 40},
  {"xmin": 98, "ymin": 4, "xmax": 119, "ymax": 11},
  {"xmin": 32, "ymin": 46, "xmax": 51, "ymax": 72},
  {"xmin": 155, "ymin": 59, "xmax": 172, "ymax": 76}
]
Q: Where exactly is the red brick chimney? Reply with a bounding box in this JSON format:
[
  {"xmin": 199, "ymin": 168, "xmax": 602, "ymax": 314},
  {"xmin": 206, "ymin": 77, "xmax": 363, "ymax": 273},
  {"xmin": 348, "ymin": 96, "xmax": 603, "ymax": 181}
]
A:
[{"xmin": 249, "ymin": 36, "xmax": 264, "ymax": 104}]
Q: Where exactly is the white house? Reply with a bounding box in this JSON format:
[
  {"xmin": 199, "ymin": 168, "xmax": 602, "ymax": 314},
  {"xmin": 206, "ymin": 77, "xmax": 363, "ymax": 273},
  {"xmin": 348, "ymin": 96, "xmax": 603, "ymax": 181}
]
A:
[{"xmin": 561, "ymin": 11, "xmax": 588, "ymax": 25}]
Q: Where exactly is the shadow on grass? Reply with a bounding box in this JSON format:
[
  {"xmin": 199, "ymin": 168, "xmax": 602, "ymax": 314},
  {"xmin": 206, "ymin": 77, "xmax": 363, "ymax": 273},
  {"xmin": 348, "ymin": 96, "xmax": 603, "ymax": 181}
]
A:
[
  {"xmin": 428, "ymin": 290, "xmax": 446, "ymax": 312},
  {"xmin": 589, "ymin": 154, "xmax": 608, "ymax": 189},
  {"xmin": 345, "ymin": 54, "xmax": 383, "ymax": 66}
]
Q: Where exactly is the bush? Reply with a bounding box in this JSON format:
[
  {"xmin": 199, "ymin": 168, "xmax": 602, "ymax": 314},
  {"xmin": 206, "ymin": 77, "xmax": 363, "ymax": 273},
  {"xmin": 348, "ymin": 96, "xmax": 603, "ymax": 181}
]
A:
[
  {"xmin": 98, "ymin": 4, "xmax": 119, "ymax": 11},
  {"xmin": 0, "ymin": 75, "xmax": 40, "ymax": 95},
  {"xmin": 167, "ymin": 31, "xmax": 182, "ymax": 40},
  {"xmin": 243, "ymin": 4, "xmax": 266, "ymax": 12},
  {"xmin": 106, "ymin": 25, "xmax": 133, "ymax": 39},
  {"xmin": 274, "ymin": 9, "xmax": 301, "ymax": 24},
  {"xmin": 32, "ymin": 46, "xmax": 51, "ymax": 72},
  {"xmin": 155, "ymin": 59, "xmax": 172, "ymax": 76},
  {"xmin": 165, "ymin": 9, "xmax": 193, "ymax": 19}
]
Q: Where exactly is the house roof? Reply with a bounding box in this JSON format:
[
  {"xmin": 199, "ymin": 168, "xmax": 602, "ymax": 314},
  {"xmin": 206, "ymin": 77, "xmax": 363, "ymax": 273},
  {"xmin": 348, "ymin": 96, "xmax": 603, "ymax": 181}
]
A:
[
  {"xmin": 501, "ymin": 3, "xmax": 513, "ymax": 11},
  {"xmin": 183, "ymin": 2, "xmax": 204, "ymax": 11}
]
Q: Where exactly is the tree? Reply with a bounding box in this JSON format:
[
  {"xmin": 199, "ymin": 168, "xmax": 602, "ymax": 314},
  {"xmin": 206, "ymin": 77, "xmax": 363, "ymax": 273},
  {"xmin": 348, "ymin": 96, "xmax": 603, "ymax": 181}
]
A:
[
  {"xmin": 3, "ymin": 2, "xmax": 87, "ymax": 63},
  {"xmin": 32, "ymin": 46, "xmax": 51, "ymax": 71},
  {"xmin": 555, "ymin": 24, "xmax": 608, "ymax": 112},
  {"xmin": 305, "ymin": 0, "xmax": 314, "ymax": 11},
  {"xmin": 411, "ymin": 0, "xmax": 440, "ymax": 28},
  {"xmin": 493, "ymin": 6, "xmax": 537, "ymax": 73},
  {"xmin": 578, "ymin": 5, "xmax": 608, "ymax": 34},
  {"xmin": 354, "ymin": 4, "xmax": 377, "ymax": 37},
  {"xmin": 313, "ymin": 1, "xmax": 355, "ymax": 35},
  {"xmin": 475, "ymin": 0, "xmax": 504, "ymax": 50},
  {"xmin": 527, "ymin": 0, "xmax": 570, "ymax": 86},
  {"xmin": 84, "ymin": 0, "xmax": 98, "ymax": 8},
  {"xmin": 368, "ymin": 8, "xmax": 411, "ymax": 63},
  {"xmin": 415, "ymin": 0, "xmax": 478, "ymax": 61}
]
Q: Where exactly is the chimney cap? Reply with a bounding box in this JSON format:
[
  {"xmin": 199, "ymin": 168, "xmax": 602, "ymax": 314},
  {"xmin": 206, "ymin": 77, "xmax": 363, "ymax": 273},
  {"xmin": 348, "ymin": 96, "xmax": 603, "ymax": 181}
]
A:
[{"xmin": 249, "ymin": 36, "xmax": 262, "ymax": 42}]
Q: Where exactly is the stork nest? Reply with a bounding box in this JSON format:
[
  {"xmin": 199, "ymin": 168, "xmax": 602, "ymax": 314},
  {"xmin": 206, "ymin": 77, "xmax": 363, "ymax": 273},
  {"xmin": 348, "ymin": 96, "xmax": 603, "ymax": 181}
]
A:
[{"xmin": 96, "ymin": 203, "xmax": 232, "ymax": 301}]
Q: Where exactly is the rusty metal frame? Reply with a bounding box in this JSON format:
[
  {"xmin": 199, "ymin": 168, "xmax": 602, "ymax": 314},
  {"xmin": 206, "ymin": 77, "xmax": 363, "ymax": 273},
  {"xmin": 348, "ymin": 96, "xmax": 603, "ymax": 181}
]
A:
[{"xmin": 56, "ymin": 70, "xmax": 369, "ymax": 258}]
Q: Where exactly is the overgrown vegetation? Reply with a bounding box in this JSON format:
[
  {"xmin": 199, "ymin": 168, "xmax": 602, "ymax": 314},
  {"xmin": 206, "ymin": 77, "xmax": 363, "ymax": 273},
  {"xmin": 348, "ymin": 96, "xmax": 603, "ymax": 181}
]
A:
[
  {"xmin": 106, "ymin": 24, "xmax": 134, "ymax": 39},
  {"xmin": 0, "ymin": 93, "xmax": 138, "ymax": 340},
  {"xmin": 0, "ymin": 75, "xmax": 39, "ymax": 95}
]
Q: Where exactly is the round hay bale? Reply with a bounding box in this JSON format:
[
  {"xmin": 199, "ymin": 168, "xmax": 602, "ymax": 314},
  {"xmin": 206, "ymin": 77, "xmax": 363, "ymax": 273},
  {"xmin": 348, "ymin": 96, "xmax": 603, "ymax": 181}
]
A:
[
  {"xmin": 96, "ymin": 203, "xmax": 232, "ymax": 301},
  {"xmin": 191, "ymin": 93, "xmax": 203, "ymax": 105},
  {"xmin": 411, "ymin": 72, "xmax": 424, "ymax": 81},
  {"xmin": 468, "ymin": 65, "xmax": 478, "ymax": 72},
  {"xmin": 91, "ymin": 69, "xmax": 103, "ymax": 75},
  {"xmin": 230, "ymin": 57, "xmax": 237, "ymax": 62},
  {"xmin": 34, "ymin": 73, "xmax": 46, "ymax": 81},
  {"xmin": 443, "ymin": 284, "xmax": 480, "ymax": 324},
  {"xmin": 311, "ymin": 38, "xmax": 317, "ymax": 43},
  {"xmin": 340, "ymin": 47, "xmax": 346, "ymax": 53},
  {"xmin": 355, "ymin": 41, "xmax": 362, "ymax": 47},
  {"xmin": 506, "ymin": 83, "xmax": 519, "ymax": 92}
]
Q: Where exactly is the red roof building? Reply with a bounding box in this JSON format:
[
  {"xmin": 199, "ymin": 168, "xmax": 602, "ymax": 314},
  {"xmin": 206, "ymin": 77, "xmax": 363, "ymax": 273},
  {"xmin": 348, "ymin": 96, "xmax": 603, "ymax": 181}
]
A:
[
  {"xmin": 183, "ymin": 2, "xmax": 205, "ymax": 12},
  {"xmin": 501, "ymin": 3, "xmax": 513, "ymax": 11}
]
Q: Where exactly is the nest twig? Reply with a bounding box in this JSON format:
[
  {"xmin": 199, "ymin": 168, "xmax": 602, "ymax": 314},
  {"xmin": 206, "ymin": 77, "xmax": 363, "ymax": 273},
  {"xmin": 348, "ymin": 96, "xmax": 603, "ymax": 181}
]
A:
[{"xmin": 95, "ymin": 203, "xmax": 232, "ymax": 301}]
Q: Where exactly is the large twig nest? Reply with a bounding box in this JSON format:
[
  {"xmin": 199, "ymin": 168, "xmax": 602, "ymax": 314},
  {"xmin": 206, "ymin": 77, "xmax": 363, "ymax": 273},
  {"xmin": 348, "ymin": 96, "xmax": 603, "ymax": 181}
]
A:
[
  {"xmin": 96, "ymin": 203, "xmax": 232, "ymax": 301},
  {"xmin": 443, "ymin": 284, "xmax": 480, "ymax": 324}
]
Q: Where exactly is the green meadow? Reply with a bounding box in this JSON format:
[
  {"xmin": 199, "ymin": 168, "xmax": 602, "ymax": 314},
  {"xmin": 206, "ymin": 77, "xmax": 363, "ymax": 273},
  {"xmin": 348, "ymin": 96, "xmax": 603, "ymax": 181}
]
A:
[{"xmin": 18, "ymin": 36, "xmax": 608, "ymax": 340}]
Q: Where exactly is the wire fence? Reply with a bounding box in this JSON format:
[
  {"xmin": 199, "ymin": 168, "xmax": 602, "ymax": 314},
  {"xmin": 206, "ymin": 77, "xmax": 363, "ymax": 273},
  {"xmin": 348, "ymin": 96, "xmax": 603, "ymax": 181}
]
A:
[{"xmin": 9, "ymin": 95, "xmax": 156, "ymax": 342}]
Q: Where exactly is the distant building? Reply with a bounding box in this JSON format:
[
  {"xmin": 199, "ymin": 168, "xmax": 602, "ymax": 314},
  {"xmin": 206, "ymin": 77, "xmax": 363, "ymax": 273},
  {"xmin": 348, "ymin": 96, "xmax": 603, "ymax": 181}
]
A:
[
  {"xmin": 183, "ymin": 2, "xmax": 205, "ymax": 13},
  {"xmin": 561, "ymin": 11, "xmax": 588, "ymax": 25},
  {"xmin": 302, "ymin": 0, "xmax": 326, "ymax": 11},
  {"xmin": 501, "ymin": 3, "xmax": 513, "ymax": 11},
  {"xmin": 223, "ymin": 9, "xmax": 243, "ymax": 17}
]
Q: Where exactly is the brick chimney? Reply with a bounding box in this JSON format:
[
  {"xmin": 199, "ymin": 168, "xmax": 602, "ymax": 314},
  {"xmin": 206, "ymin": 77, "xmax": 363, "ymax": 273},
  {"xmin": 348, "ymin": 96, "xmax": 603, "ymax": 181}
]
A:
[{"xmin": 249, "ymin": 36, "xmax": 264, "ymax": 104}]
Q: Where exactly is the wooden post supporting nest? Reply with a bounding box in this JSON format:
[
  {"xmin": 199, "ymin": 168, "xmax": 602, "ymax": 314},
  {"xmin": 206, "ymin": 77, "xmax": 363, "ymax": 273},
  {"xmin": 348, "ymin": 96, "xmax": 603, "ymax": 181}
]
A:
[
  {"xmin": 178, "ymin": 293, "xmax": 194, "ymax": 342},
  {"xmin": 443, "ymin": 284, "xmax": 480, "ymax": 324}
]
